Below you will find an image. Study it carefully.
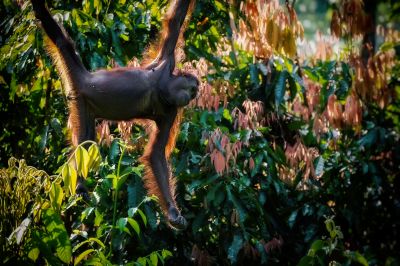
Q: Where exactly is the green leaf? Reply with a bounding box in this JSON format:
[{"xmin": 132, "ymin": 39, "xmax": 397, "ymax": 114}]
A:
[
  {"xmin": 136, "ymin": 257, "xmax": 147, "ymax": 266},
  {"xmin": 137, "ymin": 209, "xmax": 147, "ymax": 226},
  {"xmin": 226, "ymin": 186, "xmax": 247, "ymax": 223},
  {"xmin": 288, "ymin": 210, "xmax": 298, "ymax": 228},
  {"xmin": 62, "ymin": 163, "xmax": 78, "ymax": 195},
  {"xmin": 298, "ymin": 255, "xmax": 314, "ymax": 266},
  {"xmin": 75, "ymin": 145, "xmax": 90, "ymax": 178},
  {"xmin": 118, "ymin": 217, "xmax": 128, "ymax": 232},
  {"xmin": 302, "ymin": 66, "xmax": 320, "ymax": 82},
  {"xmin": 127, "ymin": 176, "xmax": 143, "ymax": 207},
  {"xmin": 62, "ymin": 165, "xmax": 71, "ymax": 195},
  {"xmin": 275, "ymin": 71, "xmax": 287, "ymax": 107},
  {"xmin": 379, "ymin": 42, "xmax": 394, "ymax": 52},
  {"xmin": 215, "ymin": 1, "xmax": 226, "ymax": 11},
  {"xmin": 88, "ymin": 144, "xmax": 101, "ymax": 171},
  {"xmin": 144, "ymin": 205, "xmax": 158, "ymax": 230},
  {"xmin": 74, "ymin": 249, "xmax": 95, "ymax": 266},
  {"xmin": 87, "ymin": 238, "xmax": 106, "ymax": 249},
  {"xmin": 120, "ymin": 33, "xmax": 129, "ymax": 41},
  {"xmin": 223, "ymin": 108, "xmax": 232, "ymax": 122},
  {"xmin": 94, "ymin": 209, "xmax": 103, "ymax": 227},
  {"xmin": 50, "ymin": 118, "xmax": 63, "ymax": 137},
  {"xmin": 250, "ymin": 153, "xmax": 264, "ymax": 177},
  {"xmin": 358, "ymin": 129, "xmax": 378, "ymax": 148},
  {"xmin": 31, "ymin": 231, "xmax": 56, "ymax": 264},
  {"xmin": 81, "ymin": 207, "xmax": 95, "ymax": 221},
  {"xmin": 249, "ymin": 63, "xmax": 259, "ymax": 86},
  {"xmin": 73, "ymin": 237, "xmax": 105, "ymax": 252},
  {"xmin": 50, "ymin": 183, "xmax": 64, "ymax": 211},
  {"xmin": 109, "ymin": 140, "xmax": 120, "ymax": 163},
  {"xmin": 206, "ymin": 182, "xmax": 222, "ymax": 206},
  {"xmin": 106, "ymin": 174, "xmax": 118, "ymax": 190},
  {"xmin": 28, "ymin": 247, "xmax": 40, "ymax": 262},
  {"xmin": 346, "ymin": 251, "xmax": 368, "ymax": 266},
  {"xmin": 213, "ymin": 186, "xmax": 226, "ymax": 207},
  {"xmin": 127, "ymin": 218, "xmax": 140, "ymax": 236},
  {"xmin": 227, "ymin": 234, "xmax": 244, "ymax": 264},
  {"xmin": 117, "ymin": 173, "xmax": 129, "ymax": 190},
  {"xmin": 309, "ymin": 240, "xmax": 324, "ymax": 255},
  {"xmin": 325, "ymin": 218, "xmax": 335, "ymax": 234},
  {"xmin": 161, "ymin": 249, "xmax": 172, "ymax": 259},
  {"xmin": 39, "ymin": 125, "xmax": 49, "ymax": 152},
  {"xmin": 42, "ymin": 208, "xmax": 72, "ymax": 264},
  {"xmin": 149, "ymin": 252, "xmax": 158, "ymax": 266},
  {"xmin": 156, "ymin": 252, "xmax": 165, "ymax": 265},
  {"xmin": 9, "ymin": 73, "xmax": 16, "ymax": 102},
  {"xmin": 57, "ymin": 244, "xmax": 73, "ymax": 265},
  {"xmin": 68, "ymin": 163, "xmax": 78, "ymax": 195}
]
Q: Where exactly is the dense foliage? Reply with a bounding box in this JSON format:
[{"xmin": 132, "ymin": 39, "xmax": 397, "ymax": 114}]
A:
[{"xmin": 1, "ymin": 0, "xmax": 399, "ymax": 265}]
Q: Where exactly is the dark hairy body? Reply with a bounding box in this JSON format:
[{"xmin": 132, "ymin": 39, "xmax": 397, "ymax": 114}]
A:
[{"xmin": 31, "ymin": 0, "xmax": 198, "ymax": 229}]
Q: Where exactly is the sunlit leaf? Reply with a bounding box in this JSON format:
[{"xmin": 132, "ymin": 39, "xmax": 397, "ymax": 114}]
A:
[
  {"xmin": 28, "ymin": 247, "xmax": 40, "ymax": 262},
  {"xmin": 137, "ymin": 257, "xmax": 147, "ymax": 266},
  {"xmin": 150, "ymin": 252, "xmax": 158, "ymax": 266},
  {"xmin": 161, "ymin": 249, "xmax": 172, "ymax": 259},
  {"xmin": 88, "ymin": 144, "xmax": 101, "ymax": 171},
  {"xmin": 81, "ymin": 207, "xmax": 94, "ymax": 221},
  {"xmin": 68, "ymin": 163, "xmax": 78, "ymax": 195},
  {"xmin": 137, "ymin": 209, "xmax": 147, "ymax": 226},
  {"xmin": 50, "ymin": 183, "xmax": 64, "ymax": 211},
  {"xmin": 117, "ymin": 173, "xmax": 129, "ymax": 190},
  {"xmin": 62, "ymin": 165, "xmax": 70, "ymax": 195},
  {"xmin": 223, "ymin": 108, "xmax": 232, "ymax": 122},
  {"xmin": 74, "ymin": 249, "xmax": 95, "ymax": 266},
  {"xmin": 94, "ymin": 209, "xmax": 103, "ymax": 227},
  {"xmin": 42, "ymin": 208, "xmax": 72, "ymax": 264},
  {"xmin": 127, "ymin": 218, "xmax": 140, "ymax": 236},
  {"xmin": 75, "ymin": 146, "xmax": 90, "ymax": 178}
]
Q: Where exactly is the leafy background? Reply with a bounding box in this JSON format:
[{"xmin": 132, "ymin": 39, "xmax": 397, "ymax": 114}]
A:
[{"xmin": 1, "ymin": 0, "xmax": 399, "ymax": 265}]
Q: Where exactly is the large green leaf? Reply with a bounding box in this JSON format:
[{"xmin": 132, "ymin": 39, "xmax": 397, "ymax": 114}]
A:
[{"xmin": 42, "ymin": 208, "xmax": 72, "ymax": 264}]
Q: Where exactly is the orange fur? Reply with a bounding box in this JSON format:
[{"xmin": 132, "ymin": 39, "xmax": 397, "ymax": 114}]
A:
[
  {"xmin": 43, "ymin": 37, "xmax": 74, "ymax": 95},
  {"xmin": 141, "ymin": 0, "xmax": 196, "ymax": 67},
  {"xmin": 44, "ymin": 37, "xmax": 81, "ymax": 146},
  {"xmin": 165, "ymin": 108, "xmax": 183, "ymax": 159},
  {"xmin": 39, "ymin": 2, "xmax": 192, "ymax": 222},
  {"xmin": 134, "ymin": 108, "xmax": 183, "ymax": 215},
  {"xmin": 67, "ymin": 103, "xmax": 79, "ymax": 146},
  {"xmin": 132, "ymin": 0, "xmax": 193, "ymax": 214}
]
